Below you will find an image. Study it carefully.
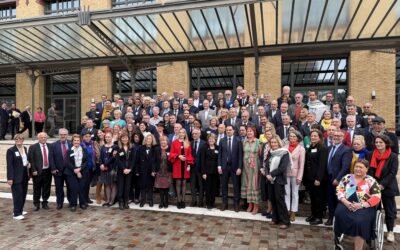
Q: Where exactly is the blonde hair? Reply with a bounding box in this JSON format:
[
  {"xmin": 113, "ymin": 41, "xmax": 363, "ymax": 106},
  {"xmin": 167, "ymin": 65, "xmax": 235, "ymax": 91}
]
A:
[
  {"xmin": 143, "ymin": 133, "xmax": 157, "ymax": 146},
  {"xmin": 269, "ymin": 135, "xmax": 284, "ymax": 148},
  {"xmin": 179, "ymin": 128, "xmax": 191, "ymax": 148},
  {"xmin": 353, "ymin": 135, "xmax": 366, "ymax": 148}
]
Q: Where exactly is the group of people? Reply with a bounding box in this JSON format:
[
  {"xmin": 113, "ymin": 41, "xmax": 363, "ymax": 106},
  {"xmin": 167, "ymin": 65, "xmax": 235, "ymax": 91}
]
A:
[
  {"xmin": 0, "ymin": 102, "xmax": 57, "ymax": 139},
  {"xmin": 6, "ymin": 86, "xmax": 398, "ymax": 247}
]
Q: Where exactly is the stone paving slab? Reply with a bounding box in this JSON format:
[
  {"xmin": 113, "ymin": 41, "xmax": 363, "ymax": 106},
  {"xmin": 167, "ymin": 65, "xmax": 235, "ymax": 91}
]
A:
[{"xmin": 0, "ymin": 197, "xmax": 399, "ymax": 249}]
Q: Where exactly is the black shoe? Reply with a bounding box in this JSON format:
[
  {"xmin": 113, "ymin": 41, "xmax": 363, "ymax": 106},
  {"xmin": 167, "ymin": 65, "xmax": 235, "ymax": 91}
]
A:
[
  {"xmin": 70, "ymin": 206, "xmax": 76, "ymax": 212},
  {"xmin": 199, "ymin": 202, "xmax": 204, "ymax": 208},
  {"xmin": 177, "ymin": 202, "xmax": 182, "ymax": 209},
  {"xmin": 33, "ymin": 205, "xmax": 40, "ymax": 212},
  {"xmin": 266, "ymin": 213, "xmax": 273, "ymax": 219},
  {"xmin": 102, "ymin": 203, "xmax": 110, "ymax": 207},
  {"xmin": 124, "ymin": 203, "xmax": 129, "ymax": 209},
  {"xmin": 305, "ymin": 215, "xmax": 314, "ymax": 222},
  {"xmin": 220, "ymin": 203, "xmax": 228, "ymax": 211},
  {"xmin": 190, "ymin": 201, "xmax": 197, "ymax": 207},
  {"xmin": 234, "ymin": 204, "xmax": 240, "ymax": 213},
  {"xmin": 56, "ymin": 204, "xmax": 63, "ymax": 210},
  {"xmin": 149, "ymin": 202, "xmax": 153, "ymax": 207},
  {"xmin": 324, "ymin": 217, "xmax": 333, "ymax": 226},
  {"xmin": 181, "ymin": 202, "xmax": 186, "ymax": 208},
  {"xmin": 309, "ymin": 218, "xmax": 323, "ymax": 226},
  {"xmin": 42, "ymin": 203, "xmax": 49, "ymax": 210},
  {"xmin": 80, "ymin": 204, "xmax": 87, "ymax": 210},
  {"xmin": 87, "ymin": 199, "xmax": 93, "ymax": 204},
  {"xmin": 159, "ymin": 203, "xmax": 163, "ymax": 209},
  {"xmin": 119, "ymin": 202, "xmax": 124, "ymax": 210},
  {"xmin": 139, "ymin": 202, "xmax": 145, "ymax": 207}
]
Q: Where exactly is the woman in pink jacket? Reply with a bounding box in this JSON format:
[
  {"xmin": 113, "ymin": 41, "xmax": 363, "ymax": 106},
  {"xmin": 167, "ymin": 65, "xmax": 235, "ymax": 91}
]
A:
[
  {"xmin": 33, "ymin": 107, "xmax": 46, "ymax": 135},
  {"xmin": 284, "ymin": 130, "xmax": 305, "ymax": 221}
]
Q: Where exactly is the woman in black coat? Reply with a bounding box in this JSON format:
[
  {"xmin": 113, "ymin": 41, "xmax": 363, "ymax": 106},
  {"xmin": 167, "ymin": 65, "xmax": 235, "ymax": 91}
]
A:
[
  {"xmin": 303, "ymin": 130, "xmax": 328, "ymax": 225},
  {"xmin": 366, "ymin": 134, "xmax": 399, "ymax": 242},
  {"xmin": 201, "ymin": 134, "xmax": 219, "ymax": 209},
  {"xmin": 136, "ymin": 133, "xmax": 160, "ymax": 207},
  {"xmin": 66, "ymin": 134, "xmax": 88, "ymax": 211},
  {"xmin": 265, "ymin": 135, "xmax": 291, "ymax": 229},
  {"xmin": 115, "ymin": 132, "xmax": 134, "ymax": 210},
  {"xmin": 6, "ymin": 134, "xmax": 29, "ymax": 220}
]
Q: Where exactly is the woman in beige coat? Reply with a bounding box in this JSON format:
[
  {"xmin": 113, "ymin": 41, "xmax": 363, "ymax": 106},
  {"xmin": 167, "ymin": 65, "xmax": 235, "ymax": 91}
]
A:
[{"xmin": 284, "ymin": 130, "xmax": 305, "ymax": 221}]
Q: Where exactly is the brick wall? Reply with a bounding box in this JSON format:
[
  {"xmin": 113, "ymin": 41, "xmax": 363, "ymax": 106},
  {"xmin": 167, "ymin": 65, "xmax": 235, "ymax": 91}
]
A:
[
  {"xmin": 16, "ymin": 0, "xmax": 44, "ymax": 18},
  {"xmin": 16, "ymin": 73, "xmax": 45, "ymax": 111},
  {"xmin": 349, "ymin": 50, "xmax": 396, "ymax": 129},
  {"xmin": 80, "ymin": 66, "xmax": 113, "ymax": 118},
  {"xmin": 80, "ymin": 0, "xmax": 112, "ymax": 10},
  {"xmin": 244, "ymin": 56, "xmax": 282, "ymax": 100},
  {"xmin": 157, "ymin": 61, "xmax": 190, "ymax": 97}
]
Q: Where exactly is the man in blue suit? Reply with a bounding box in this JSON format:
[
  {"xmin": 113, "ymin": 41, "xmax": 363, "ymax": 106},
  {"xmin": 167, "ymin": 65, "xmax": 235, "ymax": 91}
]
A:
[
  {"xmin": 218, "ymin": 125, "xmax": 243, "ymax": 212},
  {"xmin": 325, "ymin": 129, "xmax": 352, "ymax": 226},
  {"xmin": 190, "ymin": 128, "xmax": 206, "ymax": 207},
  {"xmin": 50, "ymin": 128, "xmax": 72, "ymax": 210}
]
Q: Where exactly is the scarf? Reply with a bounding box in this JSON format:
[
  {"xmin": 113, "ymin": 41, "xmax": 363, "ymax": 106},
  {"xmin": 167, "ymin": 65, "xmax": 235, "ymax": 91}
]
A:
[
  {"xmin": 320, "ymin": 119, "xmax": 332, "ymax": 130},
  {"xmin": 288, "ymin": 142, "xmax": 298, "ymax": 153},
  {"xmin": 268, "ymin": 148, "xmax": 292, "ymax": 183},
  {"xmin": 353, "ymin": 148, "xmax": 369, "ymax": 159},
  {"xmin": 370, "ymin": 148, "xmax": 391, "ymax": 178},
  {"xmin": 72, "ymin": 146, "xmax": 83, "ymax": 168}
]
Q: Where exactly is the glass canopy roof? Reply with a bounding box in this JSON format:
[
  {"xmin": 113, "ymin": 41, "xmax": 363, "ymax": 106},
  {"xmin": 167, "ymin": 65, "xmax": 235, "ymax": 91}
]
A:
[{"xmin": 0, "ymin": 0, "xmax": 398, "ymax": 67}]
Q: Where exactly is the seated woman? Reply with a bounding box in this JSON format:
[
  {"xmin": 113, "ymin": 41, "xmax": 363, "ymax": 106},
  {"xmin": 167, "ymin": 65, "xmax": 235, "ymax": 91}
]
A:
[{"xmin": 334, "ymin": 159, "xmax": 381, "ymax": 250}]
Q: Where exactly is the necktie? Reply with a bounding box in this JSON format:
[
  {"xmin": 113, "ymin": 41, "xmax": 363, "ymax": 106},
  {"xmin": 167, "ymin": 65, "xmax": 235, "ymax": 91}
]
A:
[
  {"xmin": 328, "ymin": 145, "xmax": 337, "ymax": 169},
  {"xmin": 194, "ymin": 140, "xmax": 198, "ymax": 154},
  {"xmin": 42, "ymin": 144, "xmax": 48, "ymax": 167},
  {"xmin": 175, "ymin": 110, "xmax": 178, "ymax": 116},
  {"xmin": 232, "ymin": 118, "xmax": 235, "ymax": 125},
  {"xmin": 349, "ymin": 128, "xmax": 353, "ymax": 142},
  {"xmin": 284, "ymin": 126, "xmax": 288, "ymax": 139},
  {"xmin": 62, "ymin": 142, "xmax": 67, "ymax": 164},
  {"xmin": 250, "ymin": 106, "xmax": 254, "ymax": 116},
  {"xmin": 228, "ymin": 137, "xmax": 232, "ymax": 153}
]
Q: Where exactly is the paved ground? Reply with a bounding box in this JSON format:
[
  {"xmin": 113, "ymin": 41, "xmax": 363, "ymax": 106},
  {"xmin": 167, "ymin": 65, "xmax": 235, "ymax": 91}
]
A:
[{"xmin": 0, "ymin": 197, "xmax": 399, "ymax": 250}]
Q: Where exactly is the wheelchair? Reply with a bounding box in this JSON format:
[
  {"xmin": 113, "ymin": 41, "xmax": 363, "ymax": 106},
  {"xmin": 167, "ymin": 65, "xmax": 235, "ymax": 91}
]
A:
[{"xmin": 333, "ymin": 210, "xmax": 384, "ymax": 250}]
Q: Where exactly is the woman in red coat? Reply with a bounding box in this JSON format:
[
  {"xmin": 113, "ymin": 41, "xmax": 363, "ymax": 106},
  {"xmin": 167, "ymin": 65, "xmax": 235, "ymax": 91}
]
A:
[{"xmin": 169, "ymin": 128, "xmax": 194, "ymax": 209}]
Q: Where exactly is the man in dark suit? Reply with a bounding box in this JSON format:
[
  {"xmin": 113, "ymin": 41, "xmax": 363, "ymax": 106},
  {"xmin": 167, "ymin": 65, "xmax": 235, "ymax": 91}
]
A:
[
  {"xmin": 28, "ymin": 132, "xmax": 54, "ymax": 211},
  {"xmin": 9, "ymin": 103, "xmax": 21, "ymax": 139},
  {"xmin": 86, "ymin": 103, "xmax": 101, "ymax": 129},
  {"xmin": 169, "ymin": 101, "xmax": 183, "ymax": 121},
  {"xmin": 80, "ymin": 119, "xmax": 98, "ymax": 141},
  {"xmin": 190, "ymin": 128, "xmax": 206, "ymax": 207},
  {"xmin": 206, "ymin": 92, "xmax": 217, "ymax": 110},
  {"xmin": 325, "ymin": 129, "xmax": 352, "ymax": 225},
  {"xmin": 332, "ymin": 102, "xmax": 346, "ymax": 128},
  {"xmin": 300, "ymin": 112, "xmax": 320, "ymax": 137},
  {"xmin": 272, "ymin": 103, "xmax": 294, "ymax": 129},
  {"xmin": 187, "ymin": 98, "xmax": 199, "ymax": 114},
  {"xmin": 96, "ymin": 94, "xmax": 107, "ymax": 114},
  {"xmin": 276, "ymin": 114, "xmax": 292, "ymax": 141},
  {"xmin": 50, "ymin": 128, "xmax": 72, "ymax": 210},
  {"xmin": 19, "ymin": 106, "xmax": 33, "ymax": 138},
  {"xmin": 0, "ymin": 102, "xmax": 9, "ymax": 140},
  {"xmin": 343, "ymin": 104, "xmax": 366, "ymax": 128},
  {"xmin": 343, "ymin": 115, "xmax": 365, "ymax": 143},
  {"xmin": 238, "ymin": 89, "xmax": 249, "ymax": 107},
  {"xmin": 218, "ymin": 125, "xmax": 243, "ymax": 212},
  {"xmin": 237, "ymin": 110, "xmax": 254, "ymax": 131},
  {"xmin": 344, "ymin": 95, "xmax": 362, "ymax": 116},
  {"xmin": 365, "ymin": 117, "xmax": 399, "ymax": 154},
  {"xmin": 224, "ymin": 108, "xmax": 241, "ymax": 127},
  {"xmin": 266, "ymin": 100, "xmax": 279, "ymax": 121},
  {"xmin": 192, "ymin": 90, "xmax": 203, "ymax": 111}
]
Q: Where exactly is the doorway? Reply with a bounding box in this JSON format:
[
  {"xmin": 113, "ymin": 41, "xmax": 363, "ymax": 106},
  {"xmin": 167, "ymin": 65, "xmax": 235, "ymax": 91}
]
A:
[
  {"xmin": 46, "ymin": 73, "xmax": 80, "ymax": 134},
  {"xmin": 52, "ymin": 98, "xmax": 79, "ymax": 134}
]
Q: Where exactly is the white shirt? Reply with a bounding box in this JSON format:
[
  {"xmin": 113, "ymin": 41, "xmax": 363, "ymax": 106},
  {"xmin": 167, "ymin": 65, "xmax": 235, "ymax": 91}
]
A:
[
  {"xmin": 193, "ymin": 98, "xmax": 199, "ymax": 108},
  {"xmin": 39, "ymin": 143, "xmax": 49, "ymax": 169}
]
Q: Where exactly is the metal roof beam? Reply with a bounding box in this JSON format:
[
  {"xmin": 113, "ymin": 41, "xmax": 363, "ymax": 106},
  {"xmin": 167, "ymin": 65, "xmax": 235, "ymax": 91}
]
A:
[{"xmin": 78, "ymin": 9, "xmax": 135, "ymax": 73}]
